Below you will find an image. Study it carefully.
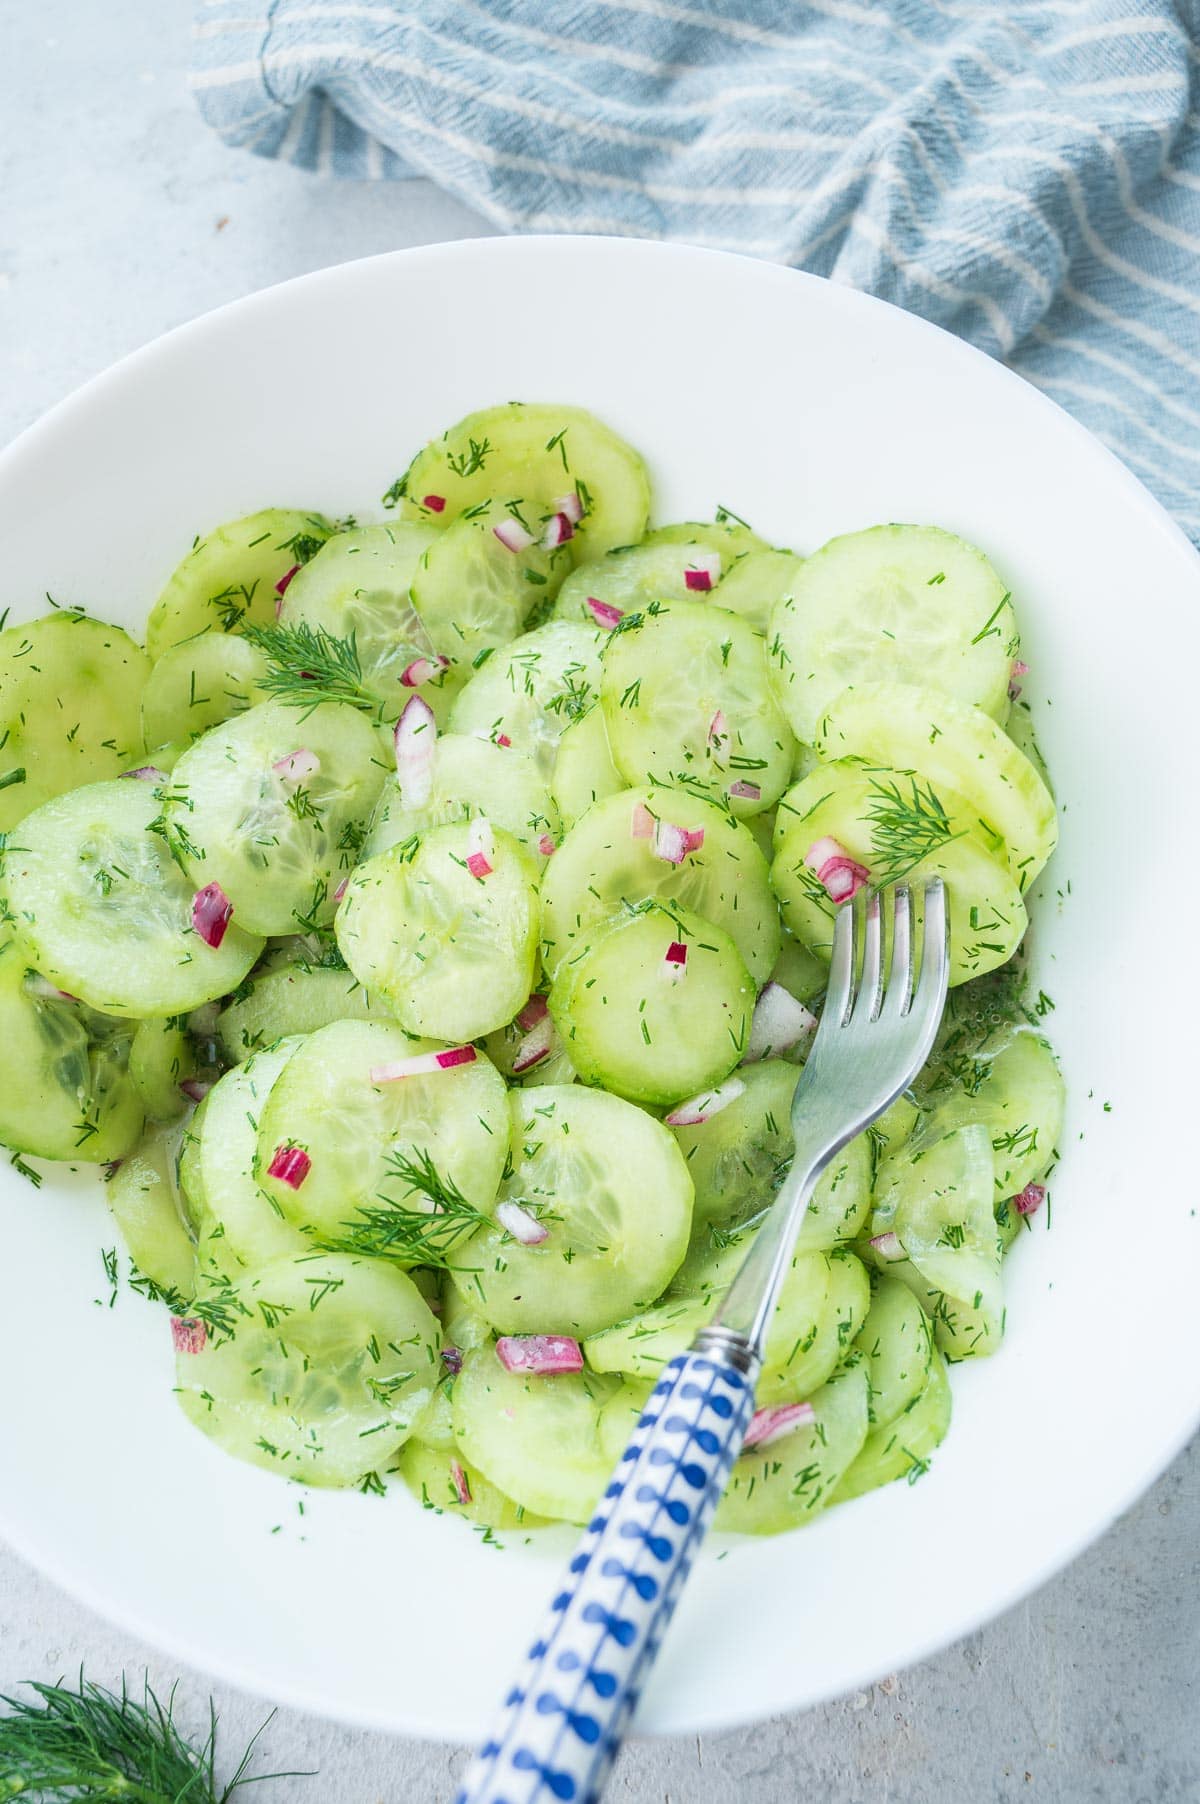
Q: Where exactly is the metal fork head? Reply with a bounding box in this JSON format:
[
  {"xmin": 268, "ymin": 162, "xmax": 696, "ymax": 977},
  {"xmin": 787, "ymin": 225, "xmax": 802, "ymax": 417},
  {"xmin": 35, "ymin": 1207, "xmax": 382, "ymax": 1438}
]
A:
[{"xmin": 791, "ymin": 877, "xmax": 950, "ymax": 1139}]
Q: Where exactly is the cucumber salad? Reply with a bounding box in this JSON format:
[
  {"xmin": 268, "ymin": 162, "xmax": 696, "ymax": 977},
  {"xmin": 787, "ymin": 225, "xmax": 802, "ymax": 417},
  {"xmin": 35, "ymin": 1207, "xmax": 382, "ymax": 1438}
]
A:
[{"xmin": 0, "ymin": 401, "xmax": 1063, "ymax": 1536}]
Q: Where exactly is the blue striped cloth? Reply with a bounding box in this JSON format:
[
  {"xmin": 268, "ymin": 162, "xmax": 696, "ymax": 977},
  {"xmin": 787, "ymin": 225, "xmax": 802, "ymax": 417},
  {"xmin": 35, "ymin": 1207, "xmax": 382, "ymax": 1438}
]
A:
[{"xmin": 192, "ymin": 1, "xmax": 1200, "ymax": 542}]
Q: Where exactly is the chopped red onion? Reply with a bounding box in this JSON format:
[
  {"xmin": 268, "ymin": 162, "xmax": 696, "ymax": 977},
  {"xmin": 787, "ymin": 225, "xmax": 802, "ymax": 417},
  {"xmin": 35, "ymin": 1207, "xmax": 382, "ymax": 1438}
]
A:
[
  {"xmin": 496, "ymin": 1200, "xmax": 550, "ymax": 1245},
  {"xmin": 661, "ymin": 941, "xmax": 688, "ymax": 983},
  {"xmin": 744, "ymin": 982, "xmax": 818, "ymax": 1063},
  {"xmin": 267, "ymin": 1144, "xmax": 311, "ymax": 1189},
  {"xmin": 1011, "ymin": 659, "xmax": 1029, "ymax": 677},
  {"xmin": 465, "ymin": 816, "xmax": 494, "ymax": 880},
  {"xmin": 171, "ymin": 1316, "xmax": 207, "ymax": 1356},
  {"xmin": 729, "ymin": 780, "xmax": 761, "ymax": 802},
  {"xmin": 707, "ymin": 709, "xmax": 727, "ymax": 746},
  {"xmin": 1008, "ymin": 680, "xmax": 1023, "ymax": 701},
  {"xmin": 630, "ymin": 800, "xmax": 655, "ymax": 839},
  {"xmin": 272, "ymin": 747, "xmax": 320, "ymax": 784},
  {"xmin": 423, "ymin": 493, "xmax": 446, "ymax": 513},
  {"xmin": 804, "ymin": 836, "xmax": 870, "ymax": 902},
  {"xmin": 585, "ymin": 596, "xmax": 624, "ymax": 632},
  {"xmin": 493, "ymin": 517, "xmax": 535, "ymax": 553},
  {"xmin": 440, "ymin": 1345, "xmax": 463, "ymax": 1375},
  {"xmin": 516, "ymin": 994, "xmax": 549, "ymax": 1031},
  {"xmin": 450, "ymin": 1459, "xmax": 472, "ymax": 1506},
  {"xmin": 333, "ymin": 877, "xmax": 348, "ymax": 904},
  {"xmin": 554, "ymin": 492, "xmax": 585, "ymax": 525},
  {"xmin": 394, "ymin": 693, "xmax": 436, "ymax": 807},
  {"xmin": 684, "ymin": 567, "xmax": 713, "ymax": 592},
  {"xmin": 538, "ymin": 832, "xmax": 557, "ymax": 857},
  {"xmin": 179, "ymin": 1079, "xmax": 212, "ymax": 1104},
  {"xmin": 665, "ymin": 1076, "xmax": 746, "ymax": 1128},
  {"xmin": 869, "ymin": 1230, "xmax": 905, "ymax": 1262},
  {"xmin": 512, "ymin": 1014, "xmax": 555, "ymax": 1074},
  {"xmin": 495, "ymin": 1334, "xmax": 583, "ymax": 1376},
  {"xmin": 369, "ymin": 1045, "xmax": 477, "ymax": 1082},
  {"xmin": 120, "ymin": 765, "xmax": 168, "ymax": 783},
  {"xmin": 400, "ymin": 654, "xmax": 449, "ymax": 689},
  {"xmin": 191, "ymin": 882, "xmax": 234, "ymax": 950},
  {"xmin": 541, "ymin": 511, "xmax": 575, "ymax": 550},
  {"xmin": 743, "ymin": 1401, "xmax": 817, "ymax": 1449},
  {"xmin": 274, "ymin": 563, "xmax": 300, "ymax": 599},
  {"xmin": 496, "ymin": 733, "xmax": 512, "ymax": 748},
  {"xmin": 653, "ymin": 819, "xmax": 704, "ymax": 864},
  {"xmin": 1014, "ymin": 1182, "xmax": 1046, "ymax": 1216}
]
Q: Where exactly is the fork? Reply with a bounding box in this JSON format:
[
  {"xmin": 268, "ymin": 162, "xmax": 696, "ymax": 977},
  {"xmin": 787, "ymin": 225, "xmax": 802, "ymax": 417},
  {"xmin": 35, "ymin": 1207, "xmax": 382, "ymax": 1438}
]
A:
[{"xmin": 455, "ymin": 879, "xmax": 950, "ymax": 1804}]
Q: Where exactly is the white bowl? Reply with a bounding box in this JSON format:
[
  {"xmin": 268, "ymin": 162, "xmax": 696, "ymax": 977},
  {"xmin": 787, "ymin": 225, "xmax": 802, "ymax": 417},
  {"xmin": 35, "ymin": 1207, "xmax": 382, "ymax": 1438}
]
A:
[{"xmin": 0, "ymin": 237, "xmax": 1197, "ymax": 1743}]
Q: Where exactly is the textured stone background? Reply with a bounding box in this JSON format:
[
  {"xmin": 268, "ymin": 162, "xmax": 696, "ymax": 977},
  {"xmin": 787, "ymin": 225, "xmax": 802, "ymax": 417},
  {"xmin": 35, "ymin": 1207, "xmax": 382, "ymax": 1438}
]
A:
[{"xmin": 1, "ymin": 6, "xmax": 1197, "ymax": 1799}]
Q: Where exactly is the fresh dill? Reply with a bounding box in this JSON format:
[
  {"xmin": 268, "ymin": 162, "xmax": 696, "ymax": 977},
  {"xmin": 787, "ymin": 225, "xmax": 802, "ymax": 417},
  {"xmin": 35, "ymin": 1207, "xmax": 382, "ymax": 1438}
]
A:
[
  {"xmin": 326, "ymin": 1150, "xmax": 490, "ymax": 1270},
  {"xmin": 242, "ymin": 623, "xmax": 374, "ymax": 716},
  {"xmin": 864, "ymin": 773, "xmax": 963, "ymax": 884}
]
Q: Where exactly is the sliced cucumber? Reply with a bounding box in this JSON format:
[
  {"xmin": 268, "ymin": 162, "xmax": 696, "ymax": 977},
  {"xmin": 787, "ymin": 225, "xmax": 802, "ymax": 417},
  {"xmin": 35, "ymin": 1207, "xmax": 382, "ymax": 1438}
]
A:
[
  {"xmin": 363, "ymin": 733, "xmax": 559, "ymax": 862},
  {"xmin": 451, "ymin": 1343, "xmax": 620, "ymax": 1523},
  {"xmin": 771, "ymin": 761, "xmax": 1026, "ymax": 986},
  {"xmin": 915, "ymin": 1028, "xmax": 1064, "ymax": 1203},
  {"xmin": 831, "ymin": 1351, "xmax": 952, "ymax": 1504},
  {"xmin": 642, "ymin": 518, "xmax": 768, "ymax": 560},
  {"xmin": 816, "ymin": 682, "xmax": 1057, "ymax": 890},
  {"xmin": 141, "ymin": 633, "xmax": 269, "ymax": 748},
  {"xmin": 710, "ymin": 549, "xmax": 803, "ymax": 634},
  {"xmin": 768, "ymin": 929, "xmax": 827, "ymax": 1005},
  {"xmin": 754, "ymin": 1246, "xmax": 871, "ymax": 1407},
  {"xmin": 129, "ymin": 1016, "xmax": 196, "ymax": 1122},
  {"xmin": 539, "ymin": 785, "xmax": 780, "ymax": 986},
  {"xmin": 600, "ymin": 601, "xmax": 795, "ymax": 818},
  {"xmin": 2, "ymin": 778, "xmax": 262, "ymax": 1017},
  {"xmin": 164, "ymin": 698, "xmax": 384, "ymax": 938},
  {"xmin": 194, "ymin": 1040, "xmax": 309, "ymax": 1280},
  {"xmin": 335, "ymin": 823, "xmax": 541, "ymax": 1042},
  {"xmin": 448, "ymin": 622, "xmax": 606, "ymax": 773},
  {"xmin": 715, "ymin": 1355, "xmax": 870, "ymax": 1535},
  {"xmin": 396, "ymin": 1437, "xmax": 545, "ymax": 1531},
  {"xmin": 215, "ymin": 959, "xmax": 391, "ymax": 1061},
  {"xmin": 106, "ymin": 1121, "xmax": 197, "ymax": 1298},
  {"xmin": 256, "ymin": 1020, "xmax": 508, "ymax": 1244},
  {"xmin": 147, "ymin": 509, "xmax": 335, "ymax": 659},
  {"xmin": 553, "ymin": 539, "xmax": 730, "ymax": 625},
  {"xmin": 394, "ymin": 403, "xmax": 650, "ymax": 559},
  {"xmin": 550, "ymin": 704, "xmax": 623, "ymax": 830},
  {"xmin": 411, "ymin": 501, "xmax": 565, "ymax": 667},
  {"xmin": 454, "ymin": 1084, "xmax": 693, "ymax": 1339},
  {"xmin": 854, "ymin": 1274, "xmax": 934, "ymax": 1429},
  {"xmin": 768, "ymin": 525, "xmax": 1016, "ymax": 744},
  {"xmin": 1004, "ymin": 697, "xmax": 1054, "ymax": 796},
  {"xmin": 175, "ymin": 1251, "xmax": 440, "ymax": 1488},
  {"xmin": 0, "ymin": 614, "xmax": 149, "ymax": 832},
  {"xmin": 549, "ymin": 902, "xmax": 753, "ymax": 1108}
]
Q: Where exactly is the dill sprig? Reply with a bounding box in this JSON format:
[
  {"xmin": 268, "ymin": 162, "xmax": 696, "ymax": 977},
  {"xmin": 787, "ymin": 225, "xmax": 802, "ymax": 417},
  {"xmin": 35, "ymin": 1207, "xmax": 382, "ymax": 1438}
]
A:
[
  {"xmin": 327, "ymin": 1150, "xmax": 490, "ymax": 1270},
  {"xmin": 0, "ymin": 1672, "xmax": 306, "ymax": 1801},
  {"xmin": 241, "ymin": 623, "xmax": 374, "ymax": 717},
  {"xmin": 865, "ymin": 773, "xmax": 963, "ymax": 885}
]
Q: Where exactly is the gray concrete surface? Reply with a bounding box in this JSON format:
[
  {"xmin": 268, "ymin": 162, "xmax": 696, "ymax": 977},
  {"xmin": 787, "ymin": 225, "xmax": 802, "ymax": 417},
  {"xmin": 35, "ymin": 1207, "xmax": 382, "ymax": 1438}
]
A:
[{"xmin": 1, "ymin": 5, "xmax": 1197, "ymax": 1798}]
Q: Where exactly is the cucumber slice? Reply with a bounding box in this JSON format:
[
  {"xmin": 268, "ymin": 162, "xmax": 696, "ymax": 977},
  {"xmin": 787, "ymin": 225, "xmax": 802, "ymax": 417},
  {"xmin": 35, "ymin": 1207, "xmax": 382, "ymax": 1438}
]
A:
[
  {"xmin": 106, "ymin": 1122, "xmax": 197, "ymax": 1298},
  {"xmin": 129, "ymin": 1016, "xmax": 196, "ymax": 1122},
  {"xmin": 715, "ymin": 1355, "xmax": 870, "ymax": 1535},
  {"xmin": 2, "ymin": 779, "xmax": 262, "ymax": 1017},
  {"xmin": 451, "ymin": 1343, "xmax": 620, "ymax": 1523},
  {"xmin": 669, "ymin": 1059, "xmax": 873, "ymax": 1249},
  {"xmin": 550, "ymin": 705, "xmax": 623, "ymax": 830},
  {"xmin": 768, "ymin": 930, "xmax": 827, "ymax": 1006},
  {"xmin": 642, "ymin": 518, "xmax": 769, "ymax": 560},
  {"xmin": 164, "ymin": 698, "xmax": 384, "ymax": 938},
  {"xmin": 481, "ymin": 1011, "xmax": 578, "ymax": 1090},
  {"xmin": 548, "ymin": 902, "xmax": 754, "ymax": 1108},
  {"xmin": 600, "ymin": 601, "xmax": 795, "ymax": 819},
  {"xmin": 362, "ymin": 733, "xmax": 559, "ymax": 862},
  {"xmin": 596, "ymin": 1375, "xmax": 656, "ymax": 1466},
  {"xmin": 916, "ymin": 1028, "xmax": 1064, "ymax": 1203},
  {"xmin": 816, "ymin": 682, "xmax": 1057, "ymax": 890},
  {"xmin": 194, "ymin": 1040, "xmax": 309, "ymax": 1280},
  {"xmin": 280, "ymin": 523, "xmax": 459, "ymax": 721},
  {"xmin": 141, "ymin": 633, "xmax": 269, "ymax": 748},
  {"xmin": 147, "ymin": 509, "xmax": 335, "ymax": 659},
  {"xmin": 394, "ymin": 403, "xmax": 650, "ymax": 560},
  {"xmin": 830, "ymin": 1351, "xmax": 952, "ymax": 1504},
  {"xmin": 256, "ymin": 1020, "xmax": 508, "ymax": 1245},
  {"xmin": 454, "ymin": 1084, "xmax": 693, "ymax": 1339},
  {"xmin": 176, "ymin": 1102, "xmax": 208, "ymax": 1229},
  {"xmin": 0, "ymin": 614, "xmax": 149, "ymax": 832},
  {"xmin": 442, "ymin": 1280, "xmax": 494, "ymax": 1360},
  {"xmin": 870, "ymin": 1093, "xmax": 921, "ymax": 1165},
  {"xmin": 854, "ymin": 1275, "xmax": 934, "ymax": 1429},
  {"xmin": 539, "ymin": 785, "xmax": 781, "ymax": 986},
  {"xmin": 215, "ymin": 960, "xmax": 391, "ymax": 1061},
  {"xmin": 411, "ymin": 502, "xmax": 566, "ymax": 666},
  {"xmin": 175, "ymin": 1251, "xmax": 440, "ymax": 1488},
  {"xmin": 771, "ymin": 761, "xmax": 1027, "ymax": 986},
  {"xmin": 396, "ymin": 1437, "xmax": 545, "ymax": 1530},
  {"xmin": 1004, "ymin": 697, "xmax": 1054, "ymax": 796},
  {"xmin": 0, "ymin": 940, "xmax": 144, "ymax": 1161},
  {"xmin": 335, "ymin": 823, "xmax": 541, "ymax": 1042},
  {"xmin": 553, "ymin": 539, "xmax": 730, "ymax": 625},
  {"xmin": 754, "ymin": 1246, "xmax": 870, "ymax": 1407},
  {"xmin": 448, "ymin": 622, "xmax": 606, "ymax": 773},
  {"xmin": 768, "ymin": 525, "xmax": 1017, "ymax": 744},
  {"xmin": 710, "ymin": 550, "xmax": 803, "ymax": 634}
]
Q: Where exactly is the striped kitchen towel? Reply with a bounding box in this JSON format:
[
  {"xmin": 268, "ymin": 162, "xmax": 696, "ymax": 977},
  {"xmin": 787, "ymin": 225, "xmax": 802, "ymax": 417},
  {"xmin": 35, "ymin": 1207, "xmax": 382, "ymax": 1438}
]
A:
[{"xmin": 192, "ymin": 1, "xmax": 1200, "ymax": 542}]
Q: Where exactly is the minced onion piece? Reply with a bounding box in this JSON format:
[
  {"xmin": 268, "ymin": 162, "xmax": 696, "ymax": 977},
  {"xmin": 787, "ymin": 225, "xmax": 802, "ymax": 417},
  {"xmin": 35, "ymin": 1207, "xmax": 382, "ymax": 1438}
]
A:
[
  {"xmin": 516, "ymin": 994, "xmax": 549, "ymax": 1031},
  {"xmin": 512, "ymin": 1014, "xmax": 555, "ymax": 1074},
  {"xmin": 729, "ymin": 780, "xmax": 761, "ymax": 801},
  {"xmin": 1014, "ymin": 1182, "xmax": 1046, "ymax": 1216},
  {"xmin": 653, "ymin": 819, "xmax": 704, "ymax": 865},
  {"xmin": 804, "ymin": 835, "xmax": 870, "ymax": 903},
  {"xmin": 171, "ymin": 1316, "xmax": 207, "ymax": 1356},
  {"xmin": 537, "ymin": 832, "xmax": 557, "ymax": 857},
  {"xmin": 554, "ymin": 491, "xmax": 584, "ymax": 525},
  {"xmin": 665, "ymin": 1076, "xmax": 746, "ymax": 1128},
  {"xmin": 394, "ymin": 693, "xmax": 436, "ymax": 807},
  {"xmin": 708, "ymin": 709, "xmax": 727, "ymax": 746},
  {"xmin": 450, "ymin": 1459, "xmax": 472, "ymax": 1507},
  {"xmin": 369, "ymin": 1046, "xmax": 477, "ymax": 1082},
  {"xmin": 400, "ymin": 654, "xmax": 449, "ymax": 688},
  {"xmin": 630, "ymin": 800, "xmax": 655, "ymax": 839},
  {"xmin": 179, "ymin": 1079, "xmax": 213, "ymax": 1104},
  {"xmin": 441, "ymin": 1345, "xmax": 463, "ymax": 1375},
  {"xmin": 541, "ymin": 511, "xmax": 574, "ymax": 550},
  {"xmin": 744, "ymin": 982, "xmax": 818, "ymax": 1062},
  {"xmin": 585, "ymin": 596, "xmax": 624, "ymax": 631},
  {"xmin": 495, "ymin": 1335, "xmax": 583, "ymax": 1375},
  {"xmin": 496, "ymin": 733, "xmax": 512, "ymax": 748},
  {"xmin": 869, "ymin": 1230, "xmax": 905, "ymax": 1262},
  {"xmin": 120, "ymin": 765, "xmax": 168, "ymax": 783},
  {"xmin": 267, "ymin": 1145, "xmax": 311, "ymax": 1189},
  {"xmin": 493, "ymin": 517, "xmax": 535, "ymax": 553},
  {"xmin": 272, "ymin": 747, "xmax": 320, "ymax": 784},
  {"xmin": 274, "ymin": 564, "xmax": 300, "ymax": 599},
  {"xmin": 1011, "ymin": 658, "xmax": 1029, "ymax": 677},
  {"xmin": 465, "ymin": 816, "xmax": 495, "ymax": 880},
  {"xmin": 743, "ymin": 1401, "xmax": 816, "ymax": 1449},
  {"xmin": 333, "ymin": 877, "xmax": 348, "ymax": 904},
  {"xmin": 661, "ymin": 941, "xmax": 688, "ymax": 983},
  {"xmin": 423, "ymin": 493, "xmax": 446, "ymax": 513},
  {"xmin": 191, "ymin": 882, "xmax": 234, "ymax": 950},
  {"xmin": 496, "ymin": 1200, "xmax": 550, "ymax": 1245}
]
